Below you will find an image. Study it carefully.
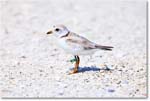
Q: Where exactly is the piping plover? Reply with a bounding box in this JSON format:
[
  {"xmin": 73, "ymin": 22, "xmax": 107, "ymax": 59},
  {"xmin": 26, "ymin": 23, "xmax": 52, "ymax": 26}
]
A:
[{"xmin": 46, "ymin": 25, "xmax": 113, "ymax": 74}]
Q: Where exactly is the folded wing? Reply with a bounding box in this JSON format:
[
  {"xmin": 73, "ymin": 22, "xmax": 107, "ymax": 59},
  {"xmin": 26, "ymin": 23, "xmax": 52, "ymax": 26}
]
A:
[{"xmin": 66, "ymin": 32, "xmax": 113, "ymax": 51}]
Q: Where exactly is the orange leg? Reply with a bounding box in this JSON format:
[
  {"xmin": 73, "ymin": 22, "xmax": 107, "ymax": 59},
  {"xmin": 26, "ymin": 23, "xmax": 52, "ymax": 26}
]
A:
[{"xmin": 69, "ymin": 55, "xmax": 80, "ymax": 74}]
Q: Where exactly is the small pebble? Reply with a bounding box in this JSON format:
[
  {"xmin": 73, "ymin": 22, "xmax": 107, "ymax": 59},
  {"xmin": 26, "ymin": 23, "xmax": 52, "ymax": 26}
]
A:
[
  {"xmin": 21, "ymin": 56, "xmax": 26, "ymax": 58},
  {"xmin": 117, "ymin": 81, "xmax": 121, "ymax": 84},
  {"xmin": 108, "ymin": 89, "xmax": 115, "ymax": 93},
  {"xmin": 59, "ymin": 92, "xmax": 64, "ymax": 95}
]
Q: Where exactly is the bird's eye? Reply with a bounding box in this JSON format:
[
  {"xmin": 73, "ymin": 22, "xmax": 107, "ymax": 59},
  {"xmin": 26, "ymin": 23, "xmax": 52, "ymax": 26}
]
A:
[{"xmin": 55, "ymin": 28, "xmax": 60, "ymax": 32}]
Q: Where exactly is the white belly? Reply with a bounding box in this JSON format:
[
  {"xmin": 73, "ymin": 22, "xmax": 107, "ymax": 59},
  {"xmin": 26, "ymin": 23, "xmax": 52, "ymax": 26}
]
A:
[{"xmin": 57, "ymin": 39, "xmax": 97, "ymax": 55}]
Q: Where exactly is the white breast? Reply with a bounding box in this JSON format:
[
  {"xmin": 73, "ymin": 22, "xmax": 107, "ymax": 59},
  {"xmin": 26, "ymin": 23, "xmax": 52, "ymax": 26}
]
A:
[
  {"xmin": 57, "ymin": 38, "xmax": 73, "ymax": 53},
  {"xmin": 57, "ymin": 38, "xmax": 80, "ymax": 55}
]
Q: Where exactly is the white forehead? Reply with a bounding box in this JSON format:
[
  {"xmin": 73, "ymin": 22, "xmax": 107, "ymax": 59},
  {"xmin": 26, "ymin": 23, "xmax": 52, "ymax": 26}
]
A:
[{"xmin": 53, "ymin": 25, "xmax": 67, "ymax": 30}]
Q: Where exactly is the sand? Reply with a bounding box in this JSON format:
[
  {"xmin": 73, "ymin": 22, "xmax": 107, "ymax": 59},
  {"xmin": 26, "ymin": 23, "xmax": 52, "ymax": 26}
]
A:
[{"xmin": 0, "ymin": 0, "xmax": 147, "ymax": 98}]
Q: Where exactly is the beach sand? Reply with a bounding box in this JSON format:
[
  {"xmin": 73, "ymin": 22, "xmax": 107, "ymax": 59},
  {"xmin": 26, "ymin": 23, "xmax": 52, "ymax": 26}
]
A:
[{"xmin": 0, "ymin": 0, "xmax": 147, "ymax": 98}]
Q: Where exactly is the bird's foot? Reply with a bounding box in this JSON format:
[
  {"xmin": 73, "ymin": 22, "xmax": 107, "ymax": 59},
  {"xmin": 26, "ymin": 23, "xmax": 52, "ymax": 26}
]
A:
[{"xmin": 68, "ymin": 70, "xmax": 78, "ymax": 75}]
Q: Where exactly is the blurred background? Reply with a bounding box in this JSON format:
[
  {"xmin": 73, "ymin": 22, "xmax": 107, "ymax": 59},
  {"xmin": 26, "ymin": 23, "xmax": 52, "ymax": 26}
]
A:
[{"xmin": 0, "ymin": 0, "xmax": 147, "ymax": 98}]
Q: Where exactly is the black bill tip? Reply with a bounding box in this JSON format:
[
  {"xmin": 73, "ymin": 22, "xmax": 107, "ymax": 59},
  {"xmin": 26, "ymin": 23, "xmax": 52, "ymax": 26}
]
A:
[{"xmin": 46, "ymin": 31, "xmax": 52, "ymax": 34}]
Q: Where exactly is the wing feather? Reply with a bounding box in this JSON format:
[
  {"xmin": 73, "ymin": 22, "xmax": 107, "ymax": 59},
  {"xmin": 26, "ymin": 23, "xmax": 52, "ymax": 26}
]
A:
[{"xmin": 65, "ymin": 33, "xmax": 96, "ymax": 50}]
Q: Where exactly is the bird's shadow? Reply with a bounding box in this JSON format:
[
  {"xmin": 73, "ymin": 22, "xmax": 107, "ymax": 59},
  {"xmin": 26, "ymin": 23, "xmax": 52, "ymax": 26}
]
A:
[{"xmin": 70, "ymin": 66, "xmax": 112, "ymax": 73}]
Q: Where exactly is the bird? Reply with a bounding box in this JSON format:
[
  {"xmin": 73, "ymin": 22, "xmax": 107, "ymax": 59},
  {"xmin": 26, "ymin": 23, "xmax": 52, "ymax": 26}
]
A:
[{"xmin": 46, "ymin": 25, "xmax": 113, "ymax": 74}]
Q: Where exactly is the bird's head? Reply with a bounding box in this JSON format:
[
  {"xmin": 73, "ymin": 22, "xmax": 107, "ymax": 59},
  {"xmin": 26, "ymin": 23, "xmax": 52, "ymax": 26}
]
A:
[{"xmin": 46, "ymin": 25, "xmax": 69, "ymax": 38}]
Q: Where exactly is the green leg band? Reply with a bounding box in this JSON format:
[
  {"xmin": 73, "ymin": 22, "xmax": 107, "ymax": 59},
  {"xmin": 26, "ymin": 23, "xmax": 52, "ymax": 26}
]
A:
[{"xmin": 70, "ymin": 58, "xmax": 77, "ymax": 63}]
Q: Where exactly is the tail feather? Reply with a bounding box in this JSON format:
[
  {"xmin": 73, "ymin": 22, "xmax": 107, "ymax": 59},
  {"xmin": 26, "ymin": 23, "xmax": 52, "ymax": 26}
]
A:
[{"xmin": 95, "ymin": 45, "xmax": 113, "ymax": 51}]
